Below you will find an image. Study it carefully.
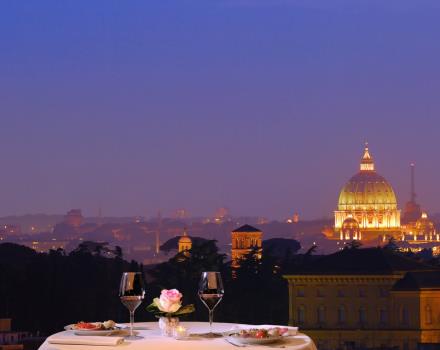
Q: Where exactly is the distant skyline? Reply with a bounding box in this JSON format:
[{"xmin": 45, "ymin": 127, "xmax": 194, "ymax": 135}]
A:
[{"xmin": 1, "ymin": 0, "xmax": 440, "ymax": 219}]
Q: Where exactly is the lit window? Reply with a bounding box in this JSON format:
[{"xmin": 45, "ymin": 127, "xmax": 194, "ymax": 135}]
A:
[{"xmin": 425, "ymin": 305, "xmax": 432, "ymax": 324}]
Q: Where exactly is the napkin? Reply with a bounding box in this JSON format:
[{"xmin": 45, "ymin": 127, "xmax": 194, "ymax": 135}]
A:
[{"xmin": 48, "ymin": 335, "xmax": 124, "ymax": 346}]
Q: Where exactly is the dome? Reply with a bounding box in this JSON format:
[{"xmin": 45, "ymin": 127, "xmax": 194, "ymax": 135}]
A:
[
  {"xmin": 342, "ymin": 216, "xmax": 359, "ymax": 229},
  {"xmin": 415, "ymin": 212, "xmax": 435, "ymax": 235},
  {"xmin": 178, "ymin": 231, "xmax": 192, "ymax": 244},
  {"xmin": 341, "ymin": 216, "xmax": 361, "ymax": 240},
  {"xmin": 338, "ymin": 144, "xmax": 398, "ymax": 211}
]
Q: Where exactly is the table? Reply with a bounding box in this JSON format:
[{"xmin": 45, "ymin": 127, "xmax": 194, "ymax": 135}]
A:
[{"xmin": 39, "ymin": 322, "xmax": 317, "ymax": 350}]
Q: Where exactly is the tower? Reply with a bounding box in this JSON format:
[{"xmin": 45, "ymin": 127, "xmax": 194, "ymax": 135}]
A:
[{"xmin": 402, "ymin": 163, "xmax": 422, "ymax": 224}]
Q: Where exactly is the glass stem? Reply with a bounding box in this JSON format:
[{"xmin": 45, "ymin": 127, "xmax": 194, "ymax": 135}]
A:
[
  {"xmin": 129, "ymin": 311, "xmax": 135, "ymax": 337},
  {"xmin": 209, "ymin": 309, "xmax": 214, "ymax": 334}
]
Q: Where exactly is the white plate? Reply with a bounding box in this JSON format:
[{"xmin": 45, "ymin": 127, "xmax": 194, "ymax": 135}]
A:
[
  {"xmin": 227, "ymin": 334, "xmax": 283, "ymax": 345},
  {"xmin": 64, "ymin": 324, "xmax": 121, "ymax": 336}
]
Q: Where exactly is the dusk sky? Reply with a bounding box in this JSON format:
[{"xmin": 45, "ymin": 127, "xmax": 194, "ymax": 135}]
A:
[{"xmin": 1, "ymin": 0, "xmax": 440, "ymax": 219}]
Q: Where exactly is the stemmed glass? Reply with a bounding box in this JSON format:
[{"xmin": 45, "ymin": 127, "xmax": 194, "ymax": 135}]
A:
[
  {"xmin": 119, "ymin": 272, "xmax": 145, "ymax": 340},
  {"xmin": 198, "ymin": 271, "xmax": 224, "ymax": 338}
]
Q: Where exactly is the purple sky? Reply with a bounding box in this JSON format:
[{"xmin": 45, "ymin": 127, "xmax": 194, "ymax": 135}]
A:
[{"xmin": 1, "ymin": 0, "xmax": 440, "ymax": 219}]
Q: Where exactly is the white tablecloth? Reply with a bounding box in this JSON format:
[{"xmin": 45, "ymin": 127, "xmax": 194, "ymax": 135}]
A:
[{"xmin": 39, "ymin": 322, "xmax": 317, "ymax": 350}]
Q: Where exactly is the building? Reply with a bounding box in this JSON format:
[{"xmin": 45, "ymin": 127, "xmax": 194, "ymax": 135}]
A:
[
  {"xmin": 231, "ymin": 224, "xmax": 262, "ymax": 268},
  {"xmin": 178, "ymin": 228, "xmax": 192, "ymax": 253},
  {"xmin": 0, "ymin": 318, "xmax": 29, "ymax": 349},
  {"xmin": 333, "ymin": 144, "xmax": 401, "ymax": 243},
  {"xmin": 64, "ymin": 209, "xmax": 84, "ymax": 227},
  {"xmin": 21, "ymin": 239, "xmax": 68, "ymax": 253},
  {"xmin": 283, "ymin": 248, "xmax": 440, "ymax": 350}
]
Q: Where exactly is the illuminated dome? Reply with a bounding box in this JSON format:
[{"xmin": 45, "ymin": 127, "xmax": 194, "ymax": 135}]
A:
[
  {"xmin": 178, "ymin": 231, "xmax": 192, "ymax": 244},
  {"xmin": 334, "ymin": 143, "xmax": 401, "ymax": 238},
  {"xmin": 178, "ymin": 229, "xmax": 192, "ymax": 253},
  {"xmin": 338, "ymin": 145, "xmax": 397, "ymax": 211}
]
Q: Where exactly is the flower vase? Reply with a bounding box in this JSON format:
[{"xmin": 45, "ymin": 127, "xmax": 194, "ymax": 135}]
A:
[{"xmin": 158, "ymin": 316, "xmax": 179, "ymax": 337}]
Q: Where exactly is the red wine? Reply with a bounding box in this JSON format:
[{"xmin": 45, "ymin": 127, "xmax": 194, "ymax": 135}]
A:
[
  {"xmin": 121, "ymin": 296, "xmax": 143, "ymax": 312},
  {"xmin": 200, "ymin": 293, "xmax": 223, "ymax": 310}
]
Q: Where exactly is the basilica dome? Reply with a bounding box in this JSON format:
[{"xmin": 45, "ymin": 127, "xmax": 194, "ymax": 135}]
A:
[{"xmin": 338, "ymin": 145, "xmax": 398, "ymax": 212}]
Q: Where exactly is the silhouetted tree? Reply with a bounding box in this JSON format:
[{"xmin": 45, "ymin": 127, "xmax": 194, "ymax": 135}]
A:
[{"xmin": 345, "ymin": 240, "xmax": 362, "ymax": 249}]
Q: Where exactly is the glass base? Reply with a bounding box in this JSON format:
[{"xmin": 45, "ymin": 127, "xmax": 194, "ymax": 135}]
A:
[{"xmin": 125, "ymin": 335, "xmax": 144, "ymax": 340}]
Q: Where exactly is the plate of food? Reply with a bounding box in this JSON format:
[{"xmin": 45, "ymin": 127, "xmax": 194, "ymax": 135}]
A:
[
  {"xmin": 227, "ymin": 328, "xmax": 289, "ymax": 345},
  {"xmin": 65, "ymin": 320, "xmax": 121, "ymax": 336}
]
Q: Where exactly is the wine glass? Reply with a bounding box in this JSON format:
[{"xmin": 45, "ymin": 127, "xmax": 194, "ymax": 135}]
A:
[
  {"xmin": 198, "ymin": 271, "xmax": 224, "ymax": 338},
  {"xmin": 119, "ymin": 272, "xmax": 145, "ymax": 340}
]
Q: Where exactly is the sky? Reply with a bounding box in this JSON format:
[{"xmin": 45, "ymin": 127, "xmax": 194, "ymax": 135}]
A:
[{"xmin": 1, "ymin": 0, "xmax": 440, "ymax": 219}]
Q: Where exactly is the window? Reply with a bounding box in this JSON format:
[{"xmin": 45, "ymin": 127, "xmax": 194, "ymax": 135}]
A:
[
  {"xmin": 401, "ymin": 307, "xmax": 409, "ymax": 325},
  {"xmin": 379, "ymin": 308, "xmax": 388, "ymax": 324},
  {"xmin": 359, "ymin": 307, "xmax": 367, "ymax": 324},
  {"xmin": 317, "ymin": 305, "xmax": 326, "ymax": 324},
  {"xmin": 425, "ymin": 305, "xmax": 432, "ymax": 324},
  {"xmin": 297, "ymin": 289, "xmax": 305, "ymax": 297},
  {"xmin": 379, "ymin": 288, "xmax": 389, "ymax": 297},
  {"xmin": 297, "ymin": 306, "xmax": 305, "ymax": 325},
  {"xmin": 337, "ymin": 289, "xmax": 345, "ymax": 297},
  {"xmin": 359, "ymin": 288, "xmax": 366, "ymax": 297},
  {"xmin": 338, "ymin": 305, "xmax": 346, "ymax": 324}
]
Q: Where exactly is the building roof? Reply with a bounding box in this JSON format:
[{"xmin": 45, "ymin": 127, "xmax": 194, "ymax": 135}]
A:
[
  {"xmin": 232, "ymin": 224, "xmax": 262, "ymax": 233},
  {"xmin": 290, "ymin": 248, "xmax": 434, "ymax": 275},
  {"xmin": 392, "ymin": 271, "xmax": 440, "ymax": 291}
]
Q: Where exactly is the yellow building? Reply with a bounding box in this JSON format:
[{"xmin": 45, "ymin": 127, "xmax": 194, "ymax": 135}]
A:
[
  {"xmin": 333, "ymin": 144, "xmax": 401, "ymax": 242},
  {"xmin": 231, "ymin": 224, "xmax": 262, "ymax": 268},
  {"xmin": 178, "ymin": 229, "xmax": 192, "ymax": 253},
  {"xmin": 284, "ymin": 248, "xmax": 440, "ymax": 350}
]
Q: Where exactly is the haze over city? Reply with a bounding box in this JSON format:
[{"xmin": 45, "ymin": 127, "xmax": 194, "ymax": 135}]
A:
[{"xmin": 2, "ymin": 0, "xmax": 440, "ymax": 219}]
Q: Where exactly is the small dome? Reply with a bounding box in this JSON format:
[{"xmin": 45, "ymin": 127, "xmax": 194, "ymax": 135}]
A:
[
  {"xmin": 415, "ymin": 212, "xmax": 435, "ymax": 235},
  {"xmin": 178, "ymin": 231, "xmax": 192, "ymax": 244},
  {"xmin": 341, "ymin": 216, "xmax": 361, "ymax": 240},
  {"xmin": 342, "ymin": 216, "xmax": 359, "ymax": 229}
]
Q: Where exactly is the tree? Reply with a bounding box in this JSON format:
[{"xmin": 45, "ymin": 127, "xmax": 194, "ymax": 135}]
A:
[{"xmin": 345, "ymin": 240, "xmax": 362, "ymax": 250}]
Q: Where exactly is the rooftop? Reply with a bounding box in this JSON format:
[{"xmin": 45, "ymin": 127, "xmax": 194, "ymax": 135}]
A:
[
  {"xmin": 289, "ymin": 248, "xmax": 434, "ymax": 275},
  {"xmin": 392, "ymin": 270, "xmax": 440, "ymax": 291},
  {"xmin": 232, "ymin": 224, "xmax": 262, "ymax": 233}
]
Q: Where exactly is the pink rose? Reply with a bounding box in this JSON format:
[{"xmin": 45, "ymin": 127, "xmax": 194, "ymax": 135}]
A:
[{"xmin": 153, "ymin": 289, "xmax": 182, "ymax": 313}]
